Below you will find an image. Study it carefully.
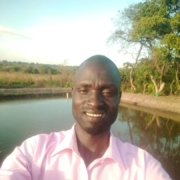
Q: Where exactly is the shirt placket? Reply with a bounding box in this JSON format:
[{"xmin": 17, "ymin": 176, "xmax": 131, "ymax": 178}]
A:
[{"xmin": 77, "ymin": 159, "xmax": 89, "ymax": 180}]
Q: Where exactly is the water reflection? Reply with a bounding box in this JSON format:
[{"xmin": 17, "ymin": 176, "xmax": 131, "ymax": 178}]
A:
[{"xmin": 118, "ymin": 103, "xmax": 180, "ymax": 180}]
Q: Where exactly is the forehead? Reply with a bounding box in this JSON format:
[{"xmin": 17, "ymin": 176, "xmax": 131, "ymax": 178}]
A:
[{"xmin": 74, "ymin": 61, "xmax": 119, "ymax": 86}]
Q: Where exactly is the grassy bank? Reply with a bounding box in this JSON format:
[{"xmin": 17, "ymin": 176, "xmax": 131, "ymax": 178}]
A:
[{"xmin": 0, "ymin": 72, "xmax": 74, "ymax": 88}]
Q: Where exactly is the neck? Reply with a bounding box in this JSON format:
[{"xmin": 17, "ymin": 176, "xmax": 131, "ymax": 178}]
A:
[{"xmin": 75, "ymin": 124, "xmax": 110, "ymax": 167}]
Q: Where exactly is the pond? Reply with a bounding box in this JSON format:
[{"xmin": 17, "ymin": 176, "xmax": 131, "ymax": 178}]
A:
[{"xmin": 0, "ymin": 96, "xmax": 180, "ymax": 180}]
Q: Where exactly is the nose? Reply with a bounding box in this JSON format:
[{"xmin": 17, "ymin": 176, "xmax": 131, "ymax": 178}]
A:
[{"xmin": 87, "ymin": 90, "xmax": 104, "ymax": 108}]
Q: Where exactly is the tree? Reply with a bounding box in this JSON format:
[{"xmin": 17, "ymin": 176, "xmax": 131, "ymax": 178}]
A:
[{"xmin": 109, "ymin": 0, "xmax": 180, "ymax": 95}]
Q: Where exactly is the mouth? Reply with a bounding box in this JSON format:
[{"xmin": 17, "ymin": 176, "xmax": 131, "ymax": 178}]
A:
[{"xmin": 86, "ymin": 112, "xmax": 103, "ymax": 118}]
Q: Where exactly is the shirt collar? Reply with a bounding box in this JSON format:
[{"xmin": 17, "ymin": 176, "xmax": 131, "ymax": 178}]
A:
[
  {"xmin": 51, "ymin": 125, "xmax": 127, "ymax": 170},
  {"xmin": 51, "ymin": 124, "xmax": 79, "ymax": 157}
]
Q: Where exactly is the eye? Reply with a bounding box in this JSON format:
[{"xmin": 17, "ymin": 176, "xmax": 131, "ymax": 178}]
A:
[
  {"xmin": 78, "ymin": 88, "xmax": 89, "ymax": 95},
  {"xmin": 102, "ymin": 90, "xmax": 115, "ymax": 97}
]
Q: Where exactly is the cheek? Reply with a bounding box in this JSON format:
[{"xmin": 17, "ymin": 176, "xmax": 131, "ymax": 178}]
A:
[
  {"xmin": 73, "ymin": 95, "xmax": 82, "ymax": 106},
  {"xmin": 73, "ymin": 91, "xmax": 87, "ymax": 104},
  {"xmin": 72, "ymin": 99, "xmax": 80, "ymax": 119},
  {"xmin": 72, "ymin": 94, "xmax": 85, "ymax": 113}
]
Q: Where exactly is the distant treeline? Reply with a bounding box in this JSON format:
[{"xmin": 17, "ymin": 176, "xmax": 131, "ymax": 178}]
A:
[
  {"xmin": 0, "ymin": 60, "xmax": 77, "ymax": 75},
  {"xmin": 0, "ymin": 60, "xmax": 77, "ymax": 88}
]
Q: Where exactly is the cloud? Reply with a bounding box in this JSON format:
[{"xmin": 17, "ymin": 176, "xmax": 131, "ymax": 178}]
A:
[{"xmin": 0, "ymin": 25, "xmax": 31, "ymax": 39}]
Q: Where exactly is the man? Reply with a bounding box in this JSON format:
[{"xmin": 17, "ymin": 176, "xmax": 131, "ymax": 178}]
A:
[{"xmin": 0, "ymin": 55, "xmax": 171, "ymax": 180}]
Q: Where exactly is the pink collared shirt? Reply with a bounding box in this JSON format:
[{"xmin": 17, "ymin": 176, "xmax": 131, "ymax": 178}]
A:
[{"xmin": 0, "ymin": 125, "xmax": 171, "ymax": 180}]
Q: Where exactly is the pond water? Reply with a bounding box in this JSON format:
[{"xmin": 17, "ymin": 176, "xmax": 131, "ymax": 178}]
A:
[{"xmin": 0, "ymin": 96, "xmax": 180, "ymax": 179}]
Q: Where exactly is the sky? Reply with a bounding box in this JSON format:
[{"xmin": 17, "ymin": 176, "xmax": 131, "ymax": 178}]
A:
[{"xmin": 0, "ymin": 0, "xmax": 142, "ymax": 67}]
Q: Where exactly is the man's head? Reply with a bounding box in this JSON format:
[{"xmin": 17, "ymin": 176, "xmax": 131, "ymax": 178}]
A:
[{"xmin": 72, "ymin": 55, "xmax": 121, "ymax": 135}]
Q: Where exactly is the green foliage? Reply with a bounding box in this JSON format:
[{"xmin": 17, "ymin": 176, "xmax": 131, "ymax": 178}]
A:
[
  {"xmin": 110, "ymin": 0, "xmax": 180, "ymax": 96},
  {"xmin": 146, "ymin": 83, "xmax": 155, "ymax": 94},
  {"xmin": 119, "ymin": 67, "xmax": 131, "ymax": 91},
  {"xmin": 24, "ymin": 66, "xmax": 34, "ymax": 73},
  {"xmin": 13, "ymin": 66, "xmax": 21, "ymax": 72}
]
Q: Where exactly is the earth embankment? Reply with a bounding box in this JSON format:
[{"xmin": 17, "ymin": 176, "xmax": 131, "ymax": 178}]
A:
[
  {"xmin": 121, "ymin": 92, "xmax": 180, "ymax": 114},
  {"xmin": 0, "ymin": 88, "xmax": 72, "ymax": 98}
]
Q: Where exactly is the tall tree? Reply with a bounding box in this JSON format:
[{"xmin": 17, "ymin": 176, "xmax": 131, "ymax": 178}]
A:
[{"xmin": 109, "ymin": 0, "xmax": 180, "ymax": 95}]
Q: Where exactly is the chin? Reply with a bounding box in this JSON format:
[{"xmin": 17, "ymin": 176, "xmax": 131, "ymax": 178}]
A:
[{"xmin": 83, "ymin": 121, "xmax": 111, "ymax": 135}]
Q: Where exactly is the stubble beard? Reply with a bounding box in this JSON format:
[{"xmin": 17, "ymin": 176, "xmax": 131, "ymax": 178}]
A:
[{"xmin": 77, "ymin": 117, "xmax": 116, "ymax": 135}]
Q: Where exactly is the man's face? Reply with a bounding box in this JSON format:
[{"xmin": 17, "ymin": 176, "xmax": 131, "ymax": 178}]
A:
[{"xmin": 72, "ymin": 61, "xmax": 121, "ymax": 135}]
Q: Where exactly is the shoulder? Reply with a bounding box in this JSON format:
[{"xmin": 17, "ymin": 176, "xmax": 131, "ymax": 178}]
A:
[
  {"xmin": 114, "ymin": 137, "xmax": 171, "ymax": 179},
  {"xmin": 1, "ymin": 129, "xmax": 71, "ymax": 169},
  {"xmin": 115, "ymin": 137, "xmax": 148, "ymax": 154},
  {"xmin": 24, "ymin": 129, "xmax": 70, "ymax": 151},
  {"xmin": 114, "ymin": 137, "xmax": 157, "ymax": 164}
]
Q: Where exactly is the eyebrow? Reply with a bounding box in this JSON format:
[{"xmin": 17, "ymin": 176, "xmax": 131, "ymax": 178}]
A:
[
  {"xmin": 77, "ymin": 83, "xmax": 91, "ymax": 88},
  {"xmin": 77, "ymin": 82, "xmax": 118, "ymax": 89}
]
